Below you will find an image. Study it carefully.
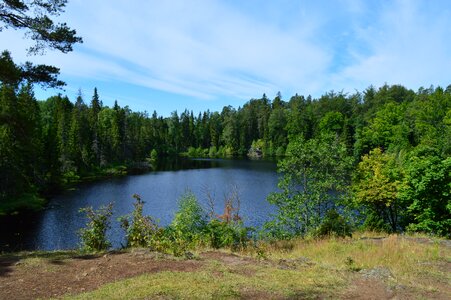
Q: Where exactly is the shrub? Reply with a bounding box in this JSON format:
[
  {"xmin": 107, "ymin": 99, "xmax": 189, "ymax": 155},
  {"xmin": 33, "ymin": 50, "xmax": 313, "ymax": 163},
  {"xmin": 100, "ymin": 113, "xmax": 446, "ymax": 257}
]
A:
[
  {"xmin": 150, "ymin": 149, "xmax": 158, "ymax": 161},
  {"xmin": 361, "ymin": 212, "xmax": 392, "ymax": 233},
  {"xmin": 217, "ymin": 146, "xmax": 226, "ymax": 157},
  {"xmin": 171, "ymin": 191, "xmax": 207, "ymax": 238},
  {"xmin": 166, "ymin": 191, "xmax": 208, "ymax": 254},
  {"xmin": 119, "ymin": 194, "xmax": 161, "ymax": 248},
  {"xmin": 204, "ymin": 186, "xmax": 252, "ymax": 250},
  {"xmin": 164, "ymin": 189, "xmax": 252, "ymax": 254},
  {"xmin": 261, "ymin": 219, "xmax": 297, "ymax": 241},
  {"xmin": 62, "ymin": 170, "xmax": 81, "ymax": 185},
  {"xmin": 208, "ymin": 146, "xmax": 217, "ymax": 157},
  {"xmin": 315, "ymin": 209, "xmax": 353, "ymax": 238},
  {"xmin": 205, "ymin": 219, "xmax": 252, "ymax": 250},
  {"xmin": 187, "ymin": 146, "xmax": 198, "ymax": 157},
  {"xmin": 79, "ymin": 202, "xmax": 113, "ymax": 252}
]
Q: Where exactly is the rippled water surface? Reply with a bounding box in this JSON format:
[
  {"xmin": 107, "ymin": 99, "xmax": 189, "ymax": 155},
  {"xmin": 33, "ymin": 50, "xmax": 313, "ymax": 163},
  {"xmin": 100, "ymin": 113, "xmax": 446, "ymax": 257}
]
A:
[{"xmin": 0, "ymin": 158, "xmax": 279, "ymax": 251}]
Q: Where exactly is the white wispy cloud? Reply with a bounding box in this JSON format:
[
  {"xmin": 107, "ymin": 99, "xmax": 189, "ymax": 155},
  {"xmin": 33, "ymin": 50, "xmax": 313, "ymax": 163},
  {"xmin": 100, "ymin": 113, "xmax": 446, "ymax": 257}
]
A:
[
  {"xmin": 332, "ymin": 0, "xmax": 451, "ymax": 92},
  {"xmin": 49, "ymin": 0, "xmax": 330, "ymax": 99}
]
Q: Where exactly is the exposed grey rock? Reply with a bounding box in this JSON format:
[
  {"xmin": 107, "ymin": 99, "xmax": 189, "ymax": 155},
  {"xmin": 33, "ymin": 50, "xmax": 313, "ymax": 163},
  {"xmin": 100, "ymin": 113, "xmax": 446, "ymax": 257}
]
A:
[{"xmin": 359, "ymin": 267, "xmax": 394, "ymax": 280}]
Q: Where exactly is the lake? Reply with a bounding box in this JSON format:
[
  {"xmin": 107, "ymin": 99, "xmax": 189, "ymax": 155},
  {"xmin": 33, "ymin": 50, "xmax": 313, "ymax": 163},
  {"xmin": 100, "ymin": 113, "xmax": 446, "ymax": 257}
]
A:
[{"xmin": 0, "ymin": 158, "xmax": 279, "ymax": 251}]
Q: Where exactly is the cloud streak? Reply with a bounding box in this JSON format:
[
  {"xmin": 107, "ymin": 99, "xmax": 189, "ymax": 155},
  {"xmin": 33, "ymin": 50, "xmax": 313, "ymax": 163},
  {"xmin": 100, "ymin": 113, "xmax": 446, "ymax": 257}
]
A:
[
  {"xmin": 58, "ymin": 0, "xmax": 331, "ymax": 99},
  {"xmin": 331, "ymin": 0, "xmax": 451, "ymax": 92}
]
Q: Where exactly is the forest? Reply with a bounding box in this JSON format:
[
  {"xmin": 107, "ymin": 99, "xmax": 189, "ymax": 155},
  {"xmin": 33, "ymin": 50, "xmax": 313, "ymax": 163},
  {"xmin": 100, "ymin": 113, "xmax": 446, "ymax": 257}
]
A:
[{"xmin": 1, "ymin": 45, "xmax": 450, "ymax": 237}]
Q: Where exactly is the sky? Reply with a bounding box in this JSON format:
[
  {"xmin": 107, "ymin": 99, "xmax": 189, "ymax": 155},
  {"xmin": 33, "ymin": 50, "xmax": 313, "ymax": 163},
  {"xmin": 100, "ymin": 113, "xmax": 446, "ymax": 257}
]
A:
[{"xmin": 2, "ymin": 0, "xmax": 451, "ymax": 116}]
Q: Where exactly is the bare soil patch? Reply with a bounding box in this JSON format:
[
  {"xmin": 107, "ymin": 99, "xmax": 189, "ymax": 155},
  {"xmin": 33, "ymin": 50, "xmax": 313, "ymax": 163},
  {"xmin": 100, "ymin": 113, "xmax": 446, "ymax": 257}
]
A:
[{"xmin": 0, "ymin": 249, "xmax": 202, "ymax": 299}]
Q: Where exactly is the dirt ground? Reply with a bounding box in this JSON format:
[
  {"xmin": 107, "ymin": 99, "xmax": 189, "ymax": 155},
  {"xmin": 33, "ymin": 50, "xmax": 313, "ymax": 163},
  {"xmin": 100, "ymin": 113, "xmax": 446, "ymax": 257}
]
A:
[
  {"xmin": 0, "ymin": 247, "xmax": 449, "ymax": 299},
  {"xmin": 0, "ymin": 250, "xmax": 202, "ymax": 299}
]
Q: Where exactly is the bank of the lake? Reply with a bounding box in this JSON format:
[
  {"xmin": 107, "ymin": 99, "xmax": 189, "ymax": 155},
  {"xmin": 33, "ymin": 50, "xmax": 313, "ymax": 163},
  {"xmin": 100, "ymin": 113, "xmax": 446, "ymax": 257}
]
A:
[{"xmin": 0, "ymin": 164, "xmax": 132, "ymax": 217}]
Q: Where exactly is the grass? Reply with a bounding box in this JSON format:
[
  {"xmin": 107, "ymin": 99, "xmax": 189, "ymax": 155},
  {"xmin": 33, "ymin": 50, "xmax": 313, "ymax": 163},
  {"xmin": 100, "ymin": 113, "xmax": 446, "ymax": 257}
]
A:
[
  {"xmin": 60, "ymin": 233, "xmax": 450, "ymax": 299},
  {"xmin": 250, "ymin": 232, "xmax": 450, "ymax": 294},
  {"xmin": 64, "ymin": 262, "xmax": 344, "ymax": 299}
]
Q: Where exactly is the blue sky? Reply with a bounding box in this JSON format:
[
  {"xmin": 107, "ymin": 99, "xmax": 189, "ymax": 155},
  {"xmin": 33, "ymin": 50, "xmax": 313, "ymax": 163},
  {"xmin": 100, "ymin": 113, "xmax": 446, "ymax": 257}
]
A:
[{"xmin": 2, "ymin": 0, "xmax": 451, "ymax": 116}]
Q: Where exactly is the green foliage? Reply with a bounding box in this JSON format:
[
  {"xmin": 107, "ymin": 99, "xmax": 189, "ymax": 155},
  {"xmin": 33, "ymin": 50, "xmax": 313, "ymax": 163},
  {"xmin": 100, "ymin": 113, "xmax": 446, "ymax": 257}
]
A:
[
  {"xmin": 408, "ymin": 87, "xmax": 451, "ymax": 154},
  {"xmin": 79, "ymin": 202, "xmax": 113, "ymax": 252},
  {"xmin": 0, "ymin": 0, "xmax": 82, "ymax": 89},
  {"xmin": 354, "ymin": 102, "xmax": 410, "ymax": 158},
  {"xmin": 248, "ymin": 139, "xmax": 265, "ymax": 158},
  {"xmin": 0, "ymin": 192, "xmax": 46, "ymax": 215},
  {"xmin": 119, "ymin": 194, "xmax": 161, "ymax": 248},
  {"xmin": 0, "ymin": 0, "xmax": 82, "ymax": 54},
  {"xmin": 275, "ymin": 146, "xmax": 285, "ymax": 157},
  {"xmin": 266, "ymin": 134, "xmax": 353, "ymax": 238},
  {"xmin": 268, "ymin": 108, "xmax": 287, "ymax": 149},
  {"xmin": 103, "ymin": 165, "xmax": 127, "ymax": 177},
  {"xmin": 0, "ymin": 50, "xmax": 64, "ymax": 89},
  {"xmin": 315, "ymin": 209, "xmax": 353, "ymax": 238},
  {"xmin": 169, "ymin": 191, "xmax": 207, "ymax": 243},
  {"xmin": 204, "ymin": 219, "xmax": 251, "ymax": 250},
  {"xmin": 216, "ymin": 145, "xmax": 226, "ymax": 157},
  {"xmin": 319, "ymin": 111, "xmax": 344, "ymax": 135},
  {"xmin": 352, "ymin": 148, "xmax": 404, "ymax": 232},
  {"xmin": 400, "ymin": 147, "xmax": 451, "ymax": 237},
  {"xmin": 208, "ymin": 146, "xmax": 218, "ymax": 157},
  {"xmin": 344, "ymin": 256, "xmax": 361, "ymax": 271},
  {"xmin": 0, "ymin": 81, "xmax": 45, "ymax": 212},
  {"xmin": 361, "ymin": 213, "xmax": 392, "ymax": 233},
  {"xmin": 161, "ymin": 190, "xmax": 252, "ymax": 254},
  {"xmin": 61, "ymin": 170, "xmax": 81, "ymax": 185},
  {"xmin": 186, "ymin": 146, "xmax": 198, "ymax": 157}
]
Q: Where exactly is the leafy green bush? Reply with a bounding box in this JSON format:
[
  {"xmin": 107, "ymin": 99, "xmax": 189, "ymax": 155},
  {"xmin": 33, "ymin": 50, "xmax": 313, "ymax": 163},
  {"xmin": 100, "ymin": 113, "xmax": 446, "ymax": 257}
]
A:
[
  {"xmin": 61, "ymin": 170, "xmax": 81, "ymax": 185},
  {"xmin": 261, "ymin": 219, "xmax": 298, "ymax": 240},
  {"xmin": 208, "ymin": 146, "xmax": 218, "ymax": 157},
  {"xmin": 185, "ymin": 146, "xmax": 209, "ymax": 158},
  {"xmin": 171, "ymin": 191, "xmax": 207, "ymax": 239},
  {"xmin": 187, "ymin": 146, "xmax": 198, "ymax": 157},
  {"xmin": 119, "ymin": 194, "xmax": 162, "ymax": 248},
  {"xmin": 361, "ymin": 212, "xmax": 392, "ymax": 233},
  {"xmin": 103, "ymin": 165, "xmax": 127, "ymax": 176},
  {"xmin": 79, "ymin": 202, "xmax": 113, "ymax": 252},
  {"xmin": 315, "ymin": 209, "xmax": 353, "ymax": 238},
  {"xmin": 163, "ymin": 190, "xmax": 252, "ymax": 254},
  {"xmin": 164, "ymin": 191, "xmax": 208, "ymax": 254},
  {"xmin": 77, "ymin": 190, "xmax": 254, "ymax": 256},
  {"xmin": 204, "ymin": 219, "xmax": 252, "ymax": 250},
  {"xmin": 150, "ymin": 149, "xmax": 158, "ymax": 161}
]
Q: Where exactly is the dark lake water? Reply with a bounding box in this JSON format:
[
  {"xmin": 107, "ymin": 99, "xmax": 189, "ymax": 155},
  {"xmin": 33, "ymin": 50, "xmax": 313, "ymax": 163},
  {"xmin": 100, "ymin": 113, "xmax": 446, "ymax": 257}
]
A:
[{"xmin": 0, "ymin": 158, "xmax": 279, "ymax": 251}]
